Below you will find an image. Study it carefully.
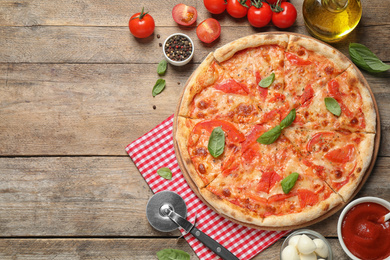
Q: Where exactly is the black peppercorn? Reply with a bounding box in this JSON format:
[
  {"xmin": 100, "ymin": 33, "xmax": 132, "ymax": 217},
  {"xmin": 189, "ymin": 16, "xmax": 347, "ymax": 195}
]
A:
[{"xmin": 165, "ymin": 35, "xmax": 192, "ymax": 62}]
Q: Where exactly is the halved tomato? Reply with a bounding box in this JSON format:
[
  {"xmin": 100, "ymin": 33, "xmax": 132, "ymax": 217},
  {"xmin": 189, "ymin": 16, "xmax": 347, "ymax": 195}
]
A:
[
  {"xmin": 172, "ymin": 4, "xmax": 197, "ymax": 26},
  {"xmin": 196, "ymin": 18, "xmax": 221, "ymax": 43}
]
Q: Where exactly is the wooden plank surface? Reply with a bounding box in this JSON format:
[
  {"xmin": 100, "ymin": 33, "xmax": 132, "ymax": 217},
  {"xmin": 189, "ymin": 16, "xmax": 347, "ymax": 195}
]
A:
[
  {"xmin": 0, "ymin": 25, "xmax": 389, "ymax": 64},
  {"xmin": 0, "ymin": 64, "xmax": 389, "ymax": 156},
  {"xmin": 0, "ymin": 0, "xmax": 387, "ymax": 27},
  {"xmin": 0, "ymin": 156, "xmax": 388, "ymax": 237},
  {"xmin": 0, "ymin": 238, "xmax": 354, "ymax": 259}
]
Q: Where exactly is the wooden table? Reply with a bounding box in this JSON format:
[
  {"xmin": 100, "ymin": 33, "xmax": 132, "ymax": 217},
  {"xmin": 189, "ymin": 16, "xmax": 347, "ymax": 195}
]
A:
[{"xmin": 0, "ymin": 0, "xmax": 389, "ymax": 259}]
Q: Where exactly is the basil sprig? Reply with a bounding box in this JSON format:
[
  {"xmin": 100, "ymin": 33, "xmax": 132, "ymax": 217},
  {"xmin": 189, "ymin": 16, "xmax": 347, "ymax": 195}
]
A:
[
  {"xmin": 259, "ymin": 72, "xmax": 275, "ymax": 88},
  {"xmin": 157, "ymin": 59, "xmax": 167, "ymax": 75},
  {"xmin": 152, "ymin": 79, "xmax": 166, "ymax": 97},
  {"xmin": 157, "ymin": 167, "xmax": 172, "ymax": 180},
  {"xmin": 349, "ymin": 43, "xmax": 390, "ymax": 73},
  {"xmin": 208, "ymin": 127, "xmax": 225, "ymax": 158},
  {"xmin": 257, "ymin": 109, "xmax": 296, "ymax": 145},
  {"xmin": 325, "ymin": 97, "xmax": 341, "ymax": 116},
  {"xmin": 157, "ymin": 248, "xmax": 190, "ymax": 260},
  {"xmin": 281, "ymin": 172, "xmax": 299, "ymax": 194}
]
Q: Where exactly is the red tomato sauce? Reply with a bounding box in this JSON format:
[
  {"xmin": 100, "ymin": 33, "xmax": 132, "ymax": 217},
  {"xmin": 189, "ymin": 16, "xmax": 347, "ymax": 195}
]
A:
[{"xmin": 341, "ymin": 202, "xmax": 390, "ymax": 260}]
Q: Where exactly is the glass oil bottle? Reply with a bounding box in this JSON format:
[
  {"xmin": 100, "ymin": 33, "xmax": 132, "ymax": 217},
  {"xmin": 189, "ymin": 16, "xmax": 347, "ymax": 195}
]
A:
[{"xmin": 302, "ymin": 0, "xmax": 362, "ymax": 42}]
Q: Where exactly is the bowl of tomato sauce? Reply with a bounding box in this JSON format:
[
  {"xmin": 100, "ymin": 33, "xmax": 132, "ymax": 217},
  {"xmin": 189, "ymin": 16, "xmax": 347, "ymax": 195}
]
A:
[{"xmin": 337, "ymin": 197, "xmax": 390, "ymax": 260}]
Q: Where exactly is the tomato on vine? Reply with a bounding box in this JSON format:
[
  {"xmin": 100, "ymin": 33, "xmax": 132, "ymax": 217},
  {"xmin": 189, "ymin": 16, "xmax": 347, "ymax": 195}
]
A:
[
  {"xmin": 129, "ymin": 7, "xmax": 155, "ymax": 38},
  {"xmin": 272, "ymin": 1, "xmax": 297, "ymax": 29},
  {"xmin": 226, "ymin": 0, "xmax": 251, "ymax": 18},
  {"xmin": 204, "ymin": 0, "xmax": 227, "ymax": 14},
  {"xmin": 247, "ymin": 0, "xmax": 272, "ymax": 28}
]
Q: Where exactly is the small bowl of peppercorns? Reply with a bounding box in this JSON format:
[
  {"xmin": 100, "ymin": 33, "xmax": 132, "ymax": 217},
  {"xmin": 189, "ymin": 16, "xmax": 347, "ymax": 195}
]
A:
[{"xmin": 163, "ymin": 33, "xmax": 194, "ymax": 66}]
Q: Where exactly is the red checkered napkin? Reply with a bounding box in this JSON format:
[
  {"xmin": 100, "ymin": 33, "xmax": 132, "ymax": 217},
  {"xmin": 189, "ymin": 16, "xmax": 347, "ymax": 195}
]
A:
[{"xmin": 126, "ymin": 115, "xmax": 289, "ymax": 260}]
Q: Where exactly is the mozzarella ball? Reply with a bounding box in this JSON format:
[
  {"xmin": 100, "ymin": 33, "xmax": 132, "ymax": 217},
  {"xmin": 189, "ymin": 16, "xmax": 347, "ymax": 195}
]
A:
[
  {"xmin": 288, "ymin": 235, "xmax": 302, "ymax": 248},
  {"xmin": 281, "ymin": 245, "xmax": 300, "ymax": 260},
  {"xmin": 313, "ymin": 238, "xmax": 329, "ymax": 258},
  {"xmin": 297, "ymin": 234, "xmax": 317, "ymax": 255},
  {"xmin": 299, "ymin": 252, "xmax": 317, "ymax": 260}
]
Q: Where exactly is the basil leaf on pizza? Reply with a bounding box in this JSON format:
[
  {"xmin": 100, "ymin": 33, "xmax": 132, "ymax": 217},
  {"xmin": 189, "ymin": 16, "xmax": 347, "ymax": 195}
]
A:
[
  {"xmin": 280, "ymin": 109, "xmax": 296, "ymax": 129},
  {"xmin": 325, "ymin": 97, "xmax": 341, "ymax": 116},
  {"xmin": 156, "ymin": 248, "xmax": 190, "ymax": 260},
  {"xmin": 152, "ymin": 79, "xmax": 166, "ymax": 97},
  {"xmin": 257, "ymin": 125, "xmax": 281, "ymax": 145},
  {"xmin": 259, "ymin": 72, "xmax": 275, "ymax": 88},
  {"xmin": 349, "ymin": 43, "xmax": 390, "ymax": 73},
  {"xmin": 208, "ymin": 127, "xmax": 225, "ymax": 158},
  {"xmin": 281, "ymin": 172, "xmax": 299, "ymax": 194},
  {"xmin": 157, "ymin": 59, "xmax": 168, "ymax": 75},
  {"xmin": 157, "ymin": 167, "xmax": 172, "ymax": 180}
]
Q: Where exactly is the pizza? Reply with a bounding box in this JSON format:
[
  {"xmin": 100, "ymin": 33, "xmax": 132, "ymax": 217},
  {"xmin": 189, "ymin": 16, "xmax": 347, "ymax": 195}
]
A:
[{"xmin": 174, "ymin": 33, "xmax": 377, "ymax": 228}]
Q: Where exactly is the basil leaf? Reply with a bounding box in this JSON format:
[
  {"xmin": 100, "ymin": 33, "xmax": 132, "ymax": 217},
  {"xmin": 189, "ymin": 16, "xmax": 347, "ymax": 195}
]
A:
[
  {"xmin": 208, "ymin": 127, "xmax": 225, "ymax": 158},
  {"xmin": 152, "ymin": 79, "xmax": 166, "ymax": 97},
  {"xmin": 280, "ymin": 109, "xmax": 296, "ymax": 129},
  {"xmin": 349, "ymin": 43, "xmax": 390, "ymax": 73},
  {"xmin": 259, "ymin": 72, "xmax": 275, "ymax": 88},
  {"xmin": 281, "ymin": 172, "xmax": 299, "ymax": 194},
  {"xmin": 157, "ymin": 59, "xmax": 167, "ymax": 76},
  {"xmin": 325, "ymin": 97, "xmax": 341, "ymax": 116},
  {"xmin": 156, "ymin": 248, "xmax": 190, "ymax": 260},
  {"xmin": 257, "ymin": 125, "xmax": 281, "ymax": 145},
  {"xmin": 157, "ymin": 167, "xmax": 172, "ymax": 180}
]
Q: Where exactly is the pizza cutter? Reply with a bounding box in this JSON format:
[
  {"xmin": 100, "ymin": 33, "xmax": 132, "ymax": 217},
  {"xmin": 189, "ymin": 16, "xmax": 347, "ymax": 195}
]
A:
[{"xmin": 146, "ymin": 190, "xmax": 239, "ymax": 260}]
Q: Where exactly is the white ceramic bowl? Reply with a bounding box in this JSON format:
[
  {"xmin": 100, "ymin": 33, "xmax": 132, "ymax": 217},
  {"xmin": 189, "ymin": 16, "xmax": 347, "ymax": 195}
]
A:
[
  {"xmin": 337, "ymin": 196, "xmax": 390, "ymax": 260},
  {"xmin": 280, "ymin": 229, "xmax": 333, "ymax": 260},
  {"xmin": 163, "ymin": 33, "xmax": 194, "ymax": 66}
]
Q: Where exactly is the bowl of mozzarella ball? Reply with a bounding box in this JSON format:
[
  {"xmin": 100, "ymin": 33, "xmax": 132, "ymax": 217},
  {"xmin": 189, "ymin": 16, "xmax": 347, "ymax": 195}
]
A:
[{"xmin": 280, "ymin": 229, "xmax": 332, "ymax": 260}]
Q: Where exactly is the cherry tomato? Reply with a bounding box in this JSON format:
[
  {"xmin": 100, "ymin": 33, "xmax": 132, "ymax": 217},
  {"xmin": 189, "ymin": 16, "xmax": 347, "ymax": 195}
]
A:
[
  {"xmin": 196, "ymin": 18, "xmax": 221, "ymax": 43},
  {"xmin": 172, "ymin": 3, "xmax": 197, "ymax": 26},
  {"xmin": 272, "ymin": 2, "xmax": 297, "ymax": 29},
  {"xmin": 129, "ymin": 8, "xmax": 155, "ymax": 38},
  {"xmin": 204, "ymin": 0, "xmax": 226, "ymax": 14},
  {"xmin": 266, "ymin": 0, "xmax": 286, "ymax": 5},
  {"xmin": 247, "ymin": 1, "xmax": 272, "ymax": 28},
  {"xmin": 226, "ymin": 0, "xmax": 251, "ymax": 18}
]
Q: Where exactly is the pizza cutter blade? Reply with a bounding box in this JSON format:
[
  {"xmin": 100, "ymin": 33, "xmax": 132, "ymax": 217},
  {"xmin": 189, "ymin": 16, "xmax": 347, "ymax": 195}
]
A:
[{"xmin": 146, "ymin": 190, "xmax": 239, "ymax": 260}]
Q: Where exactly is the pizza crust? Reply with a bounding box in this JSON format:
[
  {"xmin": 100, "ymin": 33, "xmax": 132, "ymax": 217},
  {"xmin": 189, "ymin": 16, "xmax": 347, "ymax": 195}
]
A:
[
  {"xmin": 287, "ymin": 34, "xmax": 351, "ymax": 72},
  {"xmin": 261, "ymin": 192, "xmax": 343, "ymax": 227},
  {"xmin": 177, "ymin": 52, "xmax": 219, "ymax": 117},
  {"xmin": 336, "ymin": 133, "xmax": 375, "ymax": 202},
  {"xmin": 345, "ymin": 65, "xmax": 377, "ymax": 133},
  {"xmin": 175, "ymin": 117, "xmax": 208, "ymax": 188},
  {"xmin": 199, "ymin": 187, "xmax": 264, "ymax": 226},
  {"xmin": 214, "ymin": 33, "xmax": 289, "ymax": 63}
]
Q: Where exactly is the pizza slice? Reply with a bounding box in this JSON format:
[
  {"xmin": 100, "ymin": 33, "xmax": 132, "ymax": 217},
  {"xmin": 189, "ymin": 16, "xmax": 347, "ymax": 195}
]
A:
[
  {"xmin": 213, "ymin": 33, "xmax": 293, "ymax": 125},
  {"xmin": 284, "ymin": 35, "xmax": 351, "ymax": 108},
  {"xmin": 283, "ymin": 127, "xmax": 375, "ymax": 202},
  {"xmin": 176, "ymin": 117, "xmax": 253, "ymax": 188},
  {"xmin": 200, "ymin": 127, "xmax": 343, "ymax": 227},
  {"xmin": 293, "ymin": 66, "xmax": 376, "ymax": 133}
]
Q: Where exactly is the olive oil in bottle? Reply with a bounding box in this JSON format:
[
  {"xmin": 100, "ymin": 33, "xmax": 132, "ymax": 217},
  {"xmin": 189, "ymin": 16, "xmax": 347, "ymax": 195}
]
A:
[{"xmin": 303, "ymin": 0, "xmax": 362, "ymax": 42}]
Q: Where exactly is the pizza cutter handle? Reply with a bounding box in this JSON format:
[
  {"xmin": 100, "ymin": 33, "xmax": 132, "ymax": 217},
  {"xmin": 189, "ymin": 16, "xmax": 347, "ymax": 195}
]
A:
[
  {"xmin": 167, "ymin": 209, "xmax": 239, "ymax": 260},
  {"xmin": 189, "ymin": 226, "xmax": 239, "ymax": 260}
]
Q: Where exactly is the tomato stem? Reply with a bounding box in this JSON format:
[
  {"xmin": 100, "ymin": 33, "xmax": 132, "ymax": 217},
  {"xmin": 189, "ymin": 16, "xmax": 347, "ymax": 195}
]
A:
[
  {"xmin": 239, "ymin": 0, "xmax": 249, "ymax": 8},
  {"xmin": 131, "ymin": 7, "xmax": 149, "ymax": 21},
  {"xmin": 271, "ymin": 0, "xmax": 284, "ymax": 12},
  {"xmin": 250, "ymin": 0, "xmax": 263, "ymax": 8}
]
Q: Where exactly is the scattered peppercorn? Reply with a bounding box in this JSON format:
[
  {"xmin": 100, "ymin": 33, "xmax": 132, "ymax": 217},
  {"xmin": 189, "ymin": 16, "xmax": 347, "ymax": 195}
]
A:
[
  {"xmin": 157, "ymin": 34, "xmax": 160, "ymax": 39},
  {"xmin": 153, "ymin": 105, "xmax": 156, "ymax": 110},
  {"xmin": 165, "ymin": 35, "xmax": 192, "ymax": 61},
  {"xmin": 159, "ymin": 43, "xmax": 162, "ymax": 47}
]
